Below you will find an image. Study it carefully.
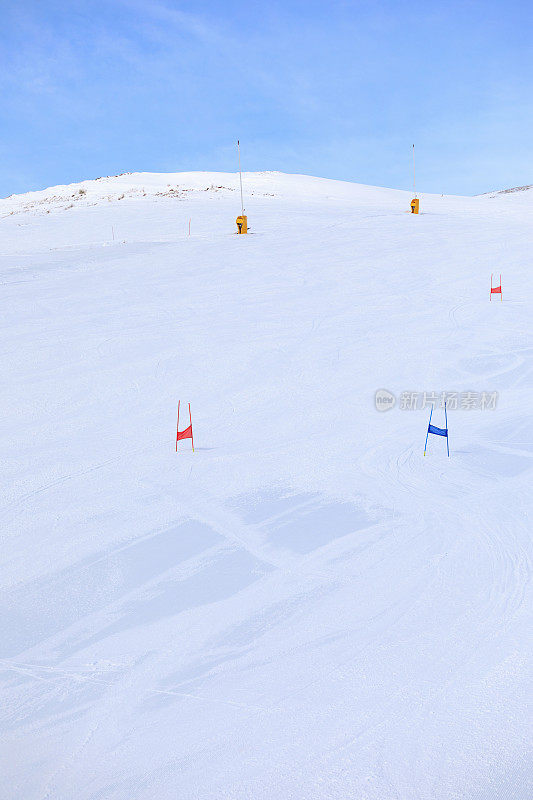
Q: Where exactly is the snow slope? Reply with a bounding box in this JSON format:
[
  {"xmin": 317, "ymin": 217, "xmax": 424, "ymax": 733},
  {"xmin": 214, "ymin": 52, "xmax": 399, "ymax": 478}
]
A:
[{"xmin": 1, "ymin": 171, "xmax": 531, "ymax": 799}]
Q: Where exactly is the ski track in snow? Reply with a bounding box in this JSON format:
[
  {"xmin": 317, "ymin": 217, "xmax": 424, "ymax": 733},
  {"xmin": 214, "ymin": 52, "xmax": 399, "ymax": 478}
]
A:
[{"xmin": 0, "ymin": 172, "xmax": 531, "ymax": 799}]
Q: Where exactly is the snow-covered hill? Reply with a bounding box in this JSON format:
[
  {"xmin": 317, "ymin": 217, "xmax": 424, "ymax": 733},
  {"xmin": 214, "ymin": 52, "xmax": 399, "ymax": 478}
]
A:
[{"xmin": 1, "ymin": 171, "xmax": 531, "ymax": 799}]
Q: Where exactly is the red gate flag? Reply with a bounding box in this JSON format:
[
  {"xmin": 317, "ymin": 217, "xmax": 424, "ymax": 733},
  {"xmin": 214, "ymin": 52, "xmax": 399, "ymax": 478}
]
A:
[
  {"xmin": 176, "ymin": 401, "xmax": 194, "ymax": 452},
  {"xmin": 490, "ymin": 274, "xmax": 502, "ymax": 301}
]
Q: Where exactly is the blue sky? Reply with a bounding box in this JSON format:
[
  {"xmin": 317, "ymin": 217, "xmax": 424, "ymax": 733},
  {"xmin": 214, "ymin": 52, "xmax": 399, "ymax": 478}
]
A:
[{"xmin": 1, "ymin": 0, "xmax": 531, "ymax": 196}]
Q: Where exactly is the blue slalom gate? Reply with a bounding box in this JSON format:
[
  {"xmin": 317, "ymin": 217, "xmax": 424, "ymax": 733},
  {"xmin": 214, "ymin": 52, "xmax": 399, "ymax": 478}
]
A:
[{"xmin": 424, "ymin": 402, "xmax": 450, "ymax": 457}]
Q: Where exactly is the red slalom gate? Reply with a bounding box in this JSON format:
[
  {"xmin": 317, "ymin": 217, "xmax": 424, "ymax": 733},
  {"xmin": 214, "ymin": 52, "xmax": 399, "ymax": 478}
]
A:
[
  {"xmin": 490, "ymin": 274, "xmax": 502, "ymax": 301},
  {"xmin": 176, "ymin": 401, "xmax": 194, "ymax": 452}
]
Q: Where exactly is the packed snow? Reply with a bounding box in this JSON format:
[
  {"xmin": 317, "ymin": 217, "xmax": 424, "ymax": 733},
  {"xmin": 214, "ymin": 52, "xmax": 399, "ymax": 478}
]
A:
[{"xmin": 1, "ymin": 171, "xmax": 531, "ymax": 799}]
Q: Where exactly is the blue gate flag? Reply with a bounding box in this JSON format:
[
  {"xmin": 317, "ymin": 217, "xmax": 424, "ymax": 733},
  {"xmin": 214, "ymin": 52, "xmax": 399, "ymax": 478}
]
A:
[
  {"xmin": 428, "ymin": 424, "xmax": 447, "ymax": 437},
  {"xmin": 424, "ymin": 403, "xmax": 450, "ymax": 457}
]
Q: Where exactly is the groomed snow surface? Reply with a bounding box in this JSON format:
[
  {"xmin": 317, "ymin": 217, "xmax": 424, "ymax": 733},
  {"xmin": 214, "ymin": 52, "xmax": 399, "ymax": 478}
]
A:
[{"xmin": 1, "ymin": 171, "xmax": 531, "ymax": 799}]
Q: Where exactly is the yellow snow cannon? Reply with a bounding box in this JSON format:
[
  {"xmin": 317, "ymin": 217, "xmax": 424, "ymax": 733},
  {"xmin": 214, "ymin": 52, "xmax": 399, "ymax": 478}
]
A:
[{"xmin": 236, "ymin": 214, "xmax": 248, "ymax": 234}]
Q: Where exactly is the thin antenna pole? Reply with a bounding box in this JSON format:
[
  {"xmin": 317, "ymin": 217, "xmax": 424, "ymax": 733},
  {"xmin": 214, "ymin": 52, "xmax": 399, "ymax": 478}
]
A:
[
  {"xmin": 237, "ymin": 140, "xmax": 244, "ymax": 216},
  {"xmin": 412, "ymin": 144, "xmax": 416, "ymax": 198}
]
